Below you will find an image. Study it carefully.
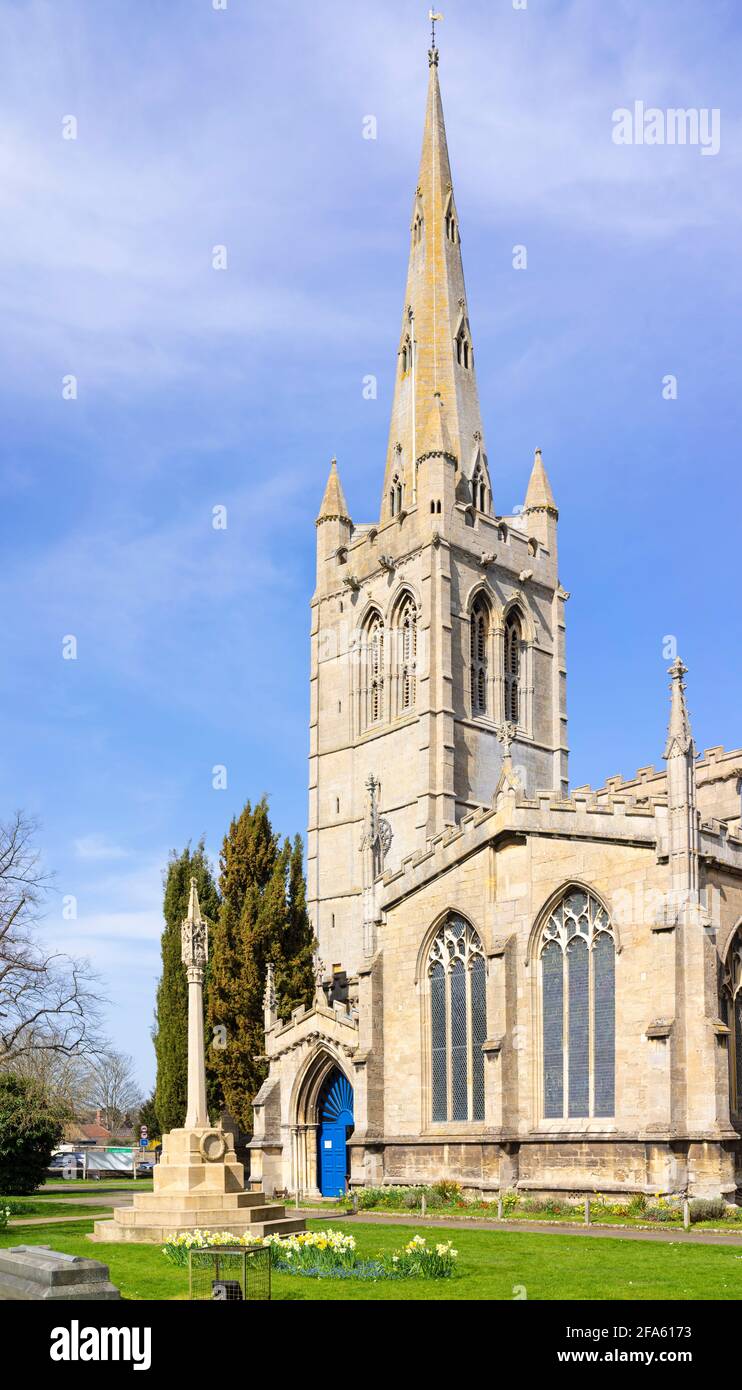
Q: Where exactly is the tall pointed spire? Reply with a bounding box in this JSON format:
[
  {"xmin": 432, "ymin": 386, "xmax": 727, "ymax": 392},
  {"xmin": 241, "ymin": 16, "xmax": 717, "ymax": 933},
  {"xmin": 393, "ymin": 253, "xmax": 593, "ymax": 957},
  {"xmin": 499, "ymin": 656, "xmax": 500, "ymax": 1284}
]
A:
[{"xmin": 381, "ymin": 40, "xmax": 488, "ymax": 521}]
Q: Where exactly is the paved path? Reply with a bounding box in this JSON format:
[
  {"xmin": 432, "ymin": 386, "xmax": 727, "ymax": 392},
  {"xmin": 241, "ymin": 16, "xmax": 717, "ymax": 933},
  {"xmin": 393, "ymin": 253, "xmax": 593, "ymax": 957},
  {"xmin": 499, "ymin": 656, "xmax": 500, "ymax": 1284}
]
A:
[
  {"xmin": 7, "ymin": 1194, "xmax": 135, "ymax": 1227},
  {"xmin": 296, "ymin": 1208, "xmax": 742, "ymax": 1248},
  {"xmin": 8, "ymin": 1211, "xmax": 114, "ymax": 1227},
  {"xmin": 37, "ymin": 1194, "xmax": 135, "ymax": 1208}
]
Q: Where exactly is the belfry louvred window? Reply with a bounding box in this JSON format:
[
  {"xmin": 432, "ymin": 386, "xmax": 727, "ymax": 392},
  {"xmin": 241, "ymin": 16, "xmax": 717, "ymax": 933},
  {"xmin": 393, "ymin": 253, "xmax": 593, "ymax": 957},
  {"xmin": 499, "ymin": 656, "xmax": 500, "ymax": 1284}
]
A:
[
  {"xmin": 363, "ymin": 610, "xmax": 384, "ymax": 728},
  {"xmin": 428, "ymin": 916, "xmax": 486, "ymax": 1123},
  {"xmin": 504, "ymin": 611, "xmax": 521, "ymax": 724},
  {"xmin": 397, "ymin": 595, "xmax": 417, "ymax": 712},
  {"xmin": 470, "ymin": 598, "xmax": 488, "ymax": 716},
  {"xmin": 539, "ymin": 888, "xmax": 616, "ymax": 1120}
]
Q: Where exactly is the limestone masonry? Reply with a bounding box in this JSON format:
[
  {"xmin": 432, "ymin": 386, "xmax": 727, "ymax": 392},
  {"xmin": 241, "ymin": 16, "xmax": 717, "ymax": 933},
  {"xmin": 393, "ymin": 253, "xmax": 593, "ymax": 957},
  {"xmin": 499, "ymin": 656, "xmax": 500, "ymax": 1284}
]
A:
[{"xmin": 250, "ymin": 41, "xmax": 742, "ymax": 1201}]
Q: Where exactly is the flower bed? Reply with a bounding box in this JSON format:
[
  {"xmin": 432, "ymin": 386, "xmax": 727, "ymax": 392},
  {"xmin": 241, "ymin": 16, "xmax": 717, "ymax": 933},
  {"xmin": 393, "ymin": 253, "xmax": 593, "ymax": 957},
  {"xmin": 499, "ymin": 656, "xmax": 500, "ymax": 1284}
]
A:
[
  {"xmin": 335, "ymin": 1185, "xmax": 742, "ymax": 1228},
  {"xmin": 162, "ymin": 1227, "xmax": 457, "ymax": 1280}
]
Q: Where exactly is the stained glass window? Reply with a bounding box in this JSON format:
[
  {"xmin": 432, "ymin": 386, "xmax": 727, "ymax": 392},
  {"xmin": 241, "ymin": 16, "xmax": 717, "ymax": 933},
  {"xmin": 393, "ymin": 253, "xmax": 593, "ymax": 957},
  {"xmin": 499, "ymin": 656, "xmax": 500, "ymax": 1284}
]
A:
[
  {"xmin": 723, "ymin": 932, "xmax": 742, "ymax": 1116},
  {"xmin": 428, "ymin": 916, "xmax": 486, "ymax": 1123},
  {"xmin": 539, "ymin": 888, "xmax": 615, "ymax": 1120}
]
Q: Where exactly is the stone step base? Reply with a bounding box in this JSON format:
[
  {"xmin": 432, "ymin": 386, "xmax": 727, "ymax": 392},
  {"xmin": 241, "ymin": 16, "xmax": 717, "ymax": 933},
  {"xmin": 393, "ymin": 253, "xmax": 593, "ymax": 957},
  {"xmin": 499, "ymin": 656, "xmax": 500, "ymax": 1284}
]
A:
[
  {"xmin": 118, "ymin": 1203, "xmax": 276, "ymax": 1227},
  {"xmin": 133, "ymin": 1190, "xmax": 267, "ymax": 1213},
  {"xmin": 89, "ymin": 1214, "xmax": 306, "ymax": 1245}
]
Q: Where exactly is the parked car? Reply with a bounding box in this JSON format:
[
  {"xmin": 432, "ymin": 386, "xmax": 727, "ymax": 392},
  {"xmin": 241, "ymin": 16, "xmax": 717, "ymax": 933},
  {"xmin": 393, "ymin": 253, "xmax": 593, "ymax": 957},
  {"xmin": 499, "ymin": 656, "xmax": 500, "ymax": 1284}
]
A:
[
  {"xmin": 136, "ymin": 1157, "xmax": 155, "ymax": 1174},
  {"xmin": 47, "ymin": 1151, "xmax": 85, "ymax": 1178}
]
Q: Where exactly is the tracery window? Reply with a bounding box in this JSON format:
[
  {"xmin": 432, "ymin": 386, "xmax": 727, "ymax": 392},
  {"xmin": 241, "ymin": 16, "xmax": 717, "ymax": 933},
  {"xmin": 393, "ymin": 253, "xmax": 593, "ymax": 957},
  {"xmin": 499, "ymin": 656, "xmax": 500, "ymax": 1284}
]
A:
[
  {"xmin": 723, "ymin": 930, "xmax": 742, "ymax": 1115},
  {"xmin": 362, "ymin": 610, "xmax": 385, "ymax": 728},
  {"xmin": 470, "ymin": 597, "xmax": 489, "ymax": 717},
  {"xmin": 504, "ymin": 611, "xmax": 521, "ymax": 725},
  {"xmin": 539, "ymin": 888, "xmax": 615, "ymax": 1120},
  {"xmin": 428, "ymin": 916, "xmax": 487, "ymax": 1123}
]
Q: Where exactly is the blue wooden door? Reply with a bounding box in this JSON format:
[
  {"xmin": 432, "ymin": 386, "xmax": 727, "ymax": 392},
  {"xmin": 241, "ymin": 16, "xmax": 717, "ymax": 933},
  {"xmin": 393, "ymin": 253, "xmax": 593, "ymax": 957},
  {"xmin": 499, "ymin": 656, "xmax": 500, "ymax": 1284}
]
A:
[{"xmin": 318, "ymin": 1070, "xmax": 354, "ymax": 1197}]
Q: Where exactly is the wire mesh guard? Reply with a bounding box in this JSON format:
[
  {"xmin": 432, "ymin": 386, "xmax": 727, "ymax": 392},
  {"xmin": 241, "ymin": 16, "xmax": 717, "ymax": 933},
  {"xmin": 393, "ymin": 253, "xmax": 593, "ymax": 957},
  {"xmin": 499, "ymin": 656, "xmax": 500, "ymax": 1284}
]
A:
[{"xmin": 188, "ymin": 1247, "xmax": 271, "ymax": 1301}]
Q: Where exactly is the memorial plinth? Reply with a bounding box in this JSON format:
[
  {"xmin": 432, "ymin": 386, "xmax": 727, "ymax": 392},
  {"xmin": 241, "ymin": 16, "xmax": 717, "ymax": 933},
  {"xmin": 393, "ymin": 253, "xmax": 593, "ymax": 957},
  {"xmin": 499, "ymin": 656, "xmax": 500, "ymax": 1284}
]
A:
[{"xmin": 90, "ymin": 880, "xmax": 305, "ymax": 1246}]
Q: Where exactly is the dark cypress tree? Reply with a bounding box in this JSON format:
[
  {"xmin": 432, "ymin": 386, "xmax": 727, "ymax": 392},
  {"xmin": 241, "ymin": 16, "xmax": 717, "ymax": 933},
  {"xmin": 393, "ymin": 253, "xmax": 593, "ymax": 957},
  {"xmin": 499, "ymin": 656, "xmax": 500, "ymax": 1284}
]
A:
[
  {"xmin": 207, "ymin": 800, "xmax": 277, "ymax": 1132},
  {"xmin": 207, "ymin": 802, "xmax": 315, "ymax": 1132},
  {"xmin": 274, "ymin": 834, "xmax": 315, "ymax": 1022},
  {"xmin": 153, "ymin": 840, "xmax": 220, "ymax": 1134}
]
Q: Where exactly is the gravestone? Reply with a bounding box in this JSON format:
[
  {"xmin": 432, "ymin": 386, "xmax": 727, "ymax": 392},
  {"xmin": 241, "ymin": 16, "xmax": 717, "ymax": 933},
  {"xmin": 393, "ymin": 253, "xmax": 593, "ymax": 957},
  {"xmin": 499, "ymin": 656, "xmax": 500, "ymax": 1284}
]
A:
[{"xmin": 0, "ymin": 1245, "xmax": 121, "ymax": 1300}]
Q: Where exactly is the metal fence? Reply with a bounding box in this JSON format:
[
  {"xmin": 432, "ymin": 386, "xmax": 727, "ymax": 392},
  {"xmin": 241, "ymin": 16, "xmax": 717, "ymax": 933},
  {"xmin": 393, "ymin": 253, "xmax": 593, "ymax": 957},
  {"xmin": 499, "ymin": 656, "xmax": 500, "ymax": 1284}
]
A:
[{"xmin": 188, "ymin": 1247, "xmax": 271, "ymax": 1301}]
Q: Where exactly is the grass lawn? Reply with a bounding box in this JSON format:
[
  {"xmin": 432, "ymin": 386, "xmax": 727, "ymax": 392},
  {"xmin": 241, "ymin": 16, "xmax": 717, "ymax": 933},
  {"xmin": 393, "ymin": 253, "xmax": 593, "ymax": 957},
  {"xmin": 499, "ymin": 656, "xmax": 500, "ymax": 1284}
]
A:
[{"xmin": 2, "ymin": 1216, "xmax": 742, "ymax": 1301}]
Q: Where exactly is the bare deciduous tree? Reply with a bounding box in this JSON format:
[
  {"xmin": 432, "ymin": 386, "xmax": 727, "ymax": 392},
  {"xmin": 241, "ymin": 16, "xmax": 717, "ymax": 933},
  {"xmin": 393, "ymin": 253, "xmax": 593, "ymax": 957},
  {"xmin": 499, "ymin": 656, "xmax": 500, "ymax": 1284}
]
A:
[
  {"xmin": 83, "ymin": 1049, "xmax": 142, "ymax": 1132},
  {"xmin": 0, "ymin": 811, "xmax": 102, "ymax": 1065}
]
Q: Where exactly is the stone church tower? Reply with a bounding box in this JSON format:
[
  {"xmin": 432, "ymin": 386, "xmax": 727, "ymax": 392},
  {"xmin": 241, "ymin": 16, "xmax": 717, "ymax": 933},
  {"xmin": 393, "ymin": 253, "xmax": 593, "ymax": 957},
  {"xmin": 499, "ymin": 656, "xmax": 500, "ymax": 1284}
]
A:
[
  {"xmin": 251, "ymin": 37, "xmax": 742, "ymax": 1204},
  {"xmin": 310, "ymin": 44, "xmax": 568, "ymax": 981}
]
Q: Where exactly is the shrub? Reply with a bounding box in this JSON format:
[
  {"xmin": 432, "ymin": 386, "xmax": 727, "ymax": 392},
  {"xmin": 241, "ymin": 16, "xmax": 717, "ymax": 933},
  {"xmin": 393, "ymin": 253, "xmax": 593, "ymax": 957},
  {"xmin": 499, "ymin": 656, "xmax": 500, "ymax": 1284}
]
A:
[
  {"xmin": 521, "ymin": 1196, "xmax": 572, "ymax": 1216},
  {"xmin": 0, "ymin": 1073, "xmax": 68, "ymax": 1195},
  {"xmin": 431, "ymin": 1179, "xmax": 462, "ymax": 1203},
  {"xmin": 0, "ymin": 1204, "xmax": 11, "ymax": 1231},
  {"xmin": 645, "ymin": 1197, "xmax": 681, "ymax": 1223},
  {"xmin": 689, "ymin": 1198, "xmax": 728, "ymax": 1224}
]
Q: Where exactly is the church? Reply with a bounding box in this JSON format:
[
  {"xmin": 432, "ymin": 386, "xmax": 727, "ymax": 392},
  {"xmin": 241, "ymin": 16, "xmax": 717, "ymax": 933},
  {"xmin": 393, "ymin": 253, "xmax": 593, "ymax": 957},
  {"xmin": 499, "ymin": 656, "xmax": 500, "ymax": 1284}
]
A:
[{"xmin": 250, "ymin": 39, "xmax": 742, "ymax": 1203}]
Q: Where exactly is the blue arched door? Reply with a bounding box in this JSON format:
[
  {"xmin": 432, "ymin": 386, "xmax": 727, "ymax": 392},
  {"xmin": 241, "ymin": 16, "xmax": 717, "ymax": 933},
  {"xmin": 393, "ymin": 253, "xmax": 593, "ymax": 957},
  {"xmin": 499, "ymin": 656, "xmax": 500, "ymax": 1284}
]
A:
[{"xmin": 317, "ymin": 1069, "xmax": 354, "ymax": 1197}]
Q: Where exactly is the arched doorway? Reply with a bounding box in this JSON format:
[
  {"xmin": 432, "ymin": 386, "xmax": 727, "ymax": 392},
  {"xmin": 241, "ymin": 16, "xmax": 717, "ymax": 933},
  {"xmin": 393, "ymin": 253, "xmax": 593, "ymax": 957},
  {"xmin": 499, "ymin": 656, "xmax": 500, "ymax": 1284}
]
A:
[{"xmin": 317, "ymin": 1068, "xmax": 354, "ymax": 1196}]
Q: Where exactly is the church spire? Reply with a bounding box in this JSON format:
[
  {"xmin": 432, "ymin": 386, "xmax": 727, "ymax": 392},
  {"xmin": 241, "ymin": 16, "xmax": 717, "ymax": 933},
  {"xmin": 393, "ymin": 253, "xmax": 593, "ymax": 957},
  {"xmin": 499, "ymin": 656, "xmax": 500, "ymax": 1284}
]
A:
[{"xmin": 381, "ymin": 39, "xmax": 488, "ymax": 522}]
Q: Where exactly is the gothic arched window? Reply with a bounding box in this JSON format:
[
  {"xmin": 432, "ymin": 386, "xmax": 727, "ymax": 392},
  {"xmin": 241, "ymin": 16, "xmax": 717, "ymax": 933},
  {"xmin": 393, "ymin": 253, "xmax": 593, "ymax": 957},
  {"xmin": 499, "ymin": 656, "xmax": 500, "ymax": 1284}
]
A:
[
  {"xmin": 362, "ymin": 610, "xmax": 385, "ymax": 728},
  {"xmin": 539, "ymin": 888, "xmax": 615, "ymax": 1120},
  {"xmin": 395, "ymin": 594, "xmax": 417, "ymax": 714},
  {"xmin": 472, "ymin": 467, "xmax": 486, "ymax": 512},
  {"xmin": 504, "ymin": 611, "xmax": 521, "ymax": 725},
  {"xmin": 723, "ymin": 930, "xmax": 742, "ymax": 1116},
  {"xmin": 428, "ymin": 916, "xmax": 487, "ymax": 1123},
  {"xmin": 470, "ymin": 597, "xmax": 489, "ymax": 717}
]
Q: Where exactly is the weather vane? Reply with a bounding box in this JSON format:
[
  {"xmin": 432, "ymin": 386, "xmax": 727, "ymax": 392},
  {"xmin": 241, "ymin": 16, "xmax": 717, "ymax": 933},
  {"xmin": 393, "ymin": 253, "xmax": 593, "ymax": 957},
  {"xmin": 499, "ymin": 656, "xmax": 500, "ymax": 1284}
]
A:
[{"xmin": 429, "ymin": 9, "xmax": 443, "ymax": 50}]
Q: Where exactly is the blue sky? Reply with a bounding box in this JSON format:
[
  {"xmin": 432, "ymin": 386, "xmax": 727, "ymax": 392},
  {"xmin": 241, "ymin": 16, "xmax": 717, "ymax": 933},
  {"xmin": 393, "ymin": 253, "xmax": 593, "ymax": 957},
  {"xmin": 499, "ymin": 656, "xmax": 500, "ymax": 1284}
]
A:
[{"xmin": 0, "ymin": 0, "xmax": 740, "ymax": 1093}]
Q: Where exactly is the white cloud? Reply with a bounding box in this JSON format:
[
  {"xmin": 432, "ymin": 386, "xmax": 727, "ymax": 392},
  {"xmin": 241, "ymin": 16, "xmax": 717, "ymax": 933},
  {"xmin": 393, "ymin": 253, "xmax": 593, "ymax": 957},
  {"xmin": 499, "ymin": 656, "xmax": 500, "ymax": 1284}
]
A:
[{"xmin": 74, "ymin": 834, "xmax": 129, "ymax": 862}]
